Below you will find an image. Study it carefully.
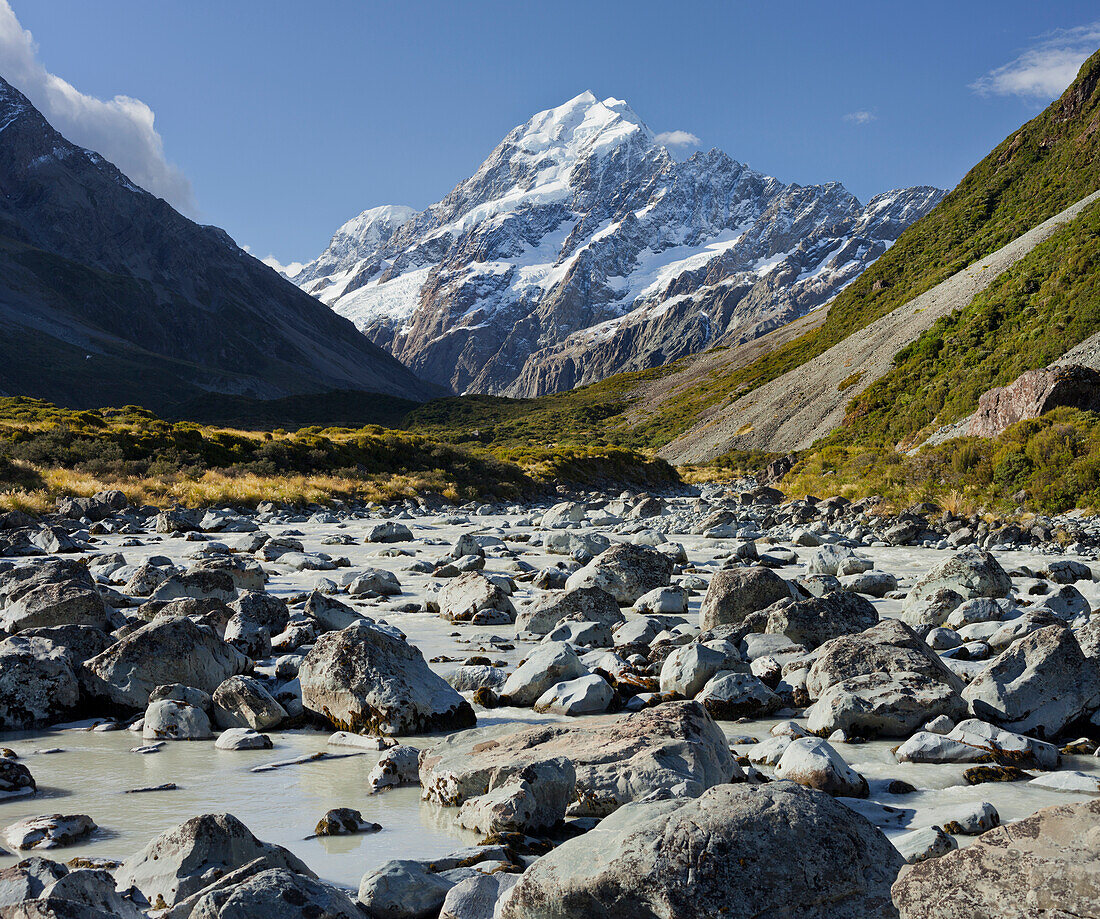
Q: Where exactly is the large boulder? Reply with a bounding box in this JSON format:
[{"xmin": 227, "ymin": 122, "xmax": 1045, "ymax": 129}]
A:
[
  {"xmin": 0, "ymin": 636, "xmax": 80, "ymax": 730},
  {"xmin": 806, "ymin": 545, "xmax": 854, "ymax": 576},
  {"xmin": 227, "ymin": 592, "xmax": 289, "ymax": 635},
  {"xmin": 191, "ymin": 557, "xmax": 265, "ymax": 593},
  {"xmin": 0, "ymin": 561, "xmax": 108, "ymax": 633},
  {"xmin": 895, "ymin": 719, "xmax": 1059, "ymax": 770},
  {"xmin": 892, "ymin": 798, "xmax": 1100, "ymax": 919},
  {"xmin": 516, "ymin": 588, "xmax": 622, "ymax": 636},
  {"xmin": 2, "ymin": 814, "xmax": 96, "ymax": 851},
  {"xmin": 366, "ymin": 522, "xmax": 413, "ymax": 543},
  {"xmin": 298, "ymin": 620, "xmax": 475, "ymax": 735},
  {"xmin": 763, "ymin": 591, "xmax": 878, "ymax": 649},
  {"xmin": 659, "ymin": 643, "xmax": 745, "ymax": 698},
  {"xmin": 696, "ymin": 671, "xmax": 781, "ymax": 720},
  {"xmin": 18, "ymin": 625, "xmax": 113, "ymax": 674},
  {"xmin": 699, "ymin": 567, "xmax": 790, "ymax": 631},
  {"xmin": 499, "ymin": 642, "xmax": 588, "ymax": 706},
  {"xmin": 565, "ymin": 543, "xmax": 673, "ymax": 605},
  {"xmin": 774, "ymin": 737, "xmax": 869, "ymax": 797},
  {"xmin": 498, "ymin": 782, "xmax": 903, "ymax": 919},
  {"xmin": 541, "ymin": 502, "xmax": 587, "ymax": 528},
  {"xmin": 189, "ymin": 867, "xmax": 363, "ymax": 919},
  {"xmin": 211, "ymin": 676, "xmax": 286, "ymax": 731},
  {"xmin": 902, "ymin": 548, "xmax": 1010, "ymax": 622},
  {"xmin": 83, "ymin": 618, "xmax": 249, "ymax": 709},
  {"xmin": 302, "ymin": 591, "xmax": 367, "ymax": 632},
  {"xmin": 419, "ymin": 701, "xmax": 739, "ymax": 819},
  {"xmin": 533, "ymin": 675, "xmax": 614, "ymax": 716},
  {"xmin": 807, "ymin": 670, "xmax": 968, "ymax": 738},
  {"xmin": 143, "ymin": 698, "xmax": 213, "ymax": 741},
  {"xmin": 438, "ymin": 573, "xmax": 516, "ymax": 624},
  {"xmin": 440, "ymin": 873, "xmax": 519, "ymax": 919},
  {"xmin": 804, "ymin": 619, "xmax": 966, "ymax": 737},
  {"xmin": 961, "ymin": 624, "xmax": 1100, "ymax": 738},
  {"xmin": 357, "ymin": 860, "xmax": 454, "ymax": 919},
  {"xmin": 806, "ymin": 619, "xmax": 963, "ymax": 700},
  {"xmin": 151, "ymin": 570, "xmax": 237, "ymax": 604},
  {"xmin": 36, "ymin": 867, "xmax": 145, "ymax": 919},
  {"xmin": 114, "ymin": 813, "xmax": 314, "ymax": 910},
  {"xmin": 457, "ymin": 758, "xmax": 577, "ymax": 834}
]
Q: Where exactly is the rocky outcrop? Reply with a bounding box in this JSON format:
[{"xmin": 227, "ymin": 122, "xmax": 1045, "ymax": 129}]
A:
[
  {"xmin": 967, "ymin": 364, "xmax": 1100, "ymax": 437},
  {"xmin": 661, "ymin": 189, "xmax": 1100, "ymax": 461}
]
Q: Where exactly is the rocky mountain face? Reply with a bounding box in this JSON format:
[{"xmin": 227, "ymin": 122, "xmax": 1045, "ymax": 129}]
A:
[
  {"xmin": 0, "ymin": 77, "xmax": 438, "ymax": 413},
  {"xmin": 293, "ymin": 91, "xmax": 944, "ymax": 396}
]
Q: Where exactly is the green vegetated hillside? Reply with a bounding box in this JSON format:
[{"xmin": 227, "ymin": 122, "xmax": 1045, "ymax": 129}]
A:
[
  {"xmin": 705, "ymin": 47, "xmax": 1100, "ymax": 403},
  {"xmin": 784, "ymin": 198, "xmax": 1100, "ymax": 513}
]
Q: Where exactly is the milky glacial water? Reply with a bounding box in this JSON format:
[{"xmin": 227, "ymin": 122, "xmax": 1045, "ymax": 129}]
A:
[{"xmin": 1, "ymin": 512, "xmax": 1098, "ymax": 890}]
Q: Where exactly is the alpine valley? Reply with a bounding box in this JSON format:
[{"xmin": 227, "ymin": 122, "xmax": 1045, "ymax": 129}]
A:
[{"xmin": 289, "ymin": 92, "xmax": 944, "ymax": 396}]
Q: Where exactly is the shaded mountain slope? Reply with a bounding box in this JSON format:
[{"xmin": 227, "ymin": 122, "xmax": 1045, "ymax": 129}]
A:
[{"xmin": 0, "ymin": 77, "xmax": 439, "ymax": 414}]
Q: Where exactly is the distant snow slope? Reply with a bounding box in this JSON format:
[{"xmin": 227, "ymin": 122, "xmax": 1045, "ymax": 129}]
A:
[{"xmin": 293, "ymin": 91, "xmax": 945, "ymax": 396}]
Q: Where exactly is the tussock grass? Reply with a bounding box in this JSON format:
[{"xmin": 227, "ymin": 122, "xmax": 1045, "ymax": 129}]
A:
[{"xmin": 0, "ymin": 396, "xmax": 678, "ymax": 510}]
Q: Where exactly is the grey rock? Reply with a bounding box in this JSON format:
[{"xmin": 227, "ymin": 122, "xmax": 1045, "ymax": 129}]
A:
[
  {"xmin": 961, "ymin": 625, "xmax": 1100, "ymax": 738},
  {"xmin": 516, "ymin": 587, "xmax": 622, "ymax": 636},
  {"xmin": 211, "ymin": 676, "xmax": 286, "ymax": 731},
  {"xmin": 190, "ymin": 867, "xmax": 362, "ymax": 919},
  {"xmin": 115, "ymin": 813, "xmax": 314, "ymax": 909},
  {"xmin": 420, "ymin": 701, "xmax": 738, "ymax": 819},
  {"xmin": 298, "ymin": 620, "xmax": 476, "ymax": 735},
  {"xmin": 892, "ymin": 799, "xmax": 1100, "ymax": 919},
  {"xmin": 564, "ymin": 543, "xmax": 673, "ymax": 605},
  {"xmin": 699, "ymin": 566, "xmax": 791, "ymax": 631},
  {"xmin": 498, "ymin": 781, "xmax": 902, "ymax": 919},
  {"xmin": 358, "ymin": 859, "xmax": 453, "ymax": 919},
  {"xmin": 84, "ymin": 617, "xmax": 248, "ymax": 709},
  {"xmin": 500, "ymin": 642, "xmax": 588, "ymax": 706},
  {"xmin": 0, "ymin": 636, "xmax": 80, "ymax": 730}
]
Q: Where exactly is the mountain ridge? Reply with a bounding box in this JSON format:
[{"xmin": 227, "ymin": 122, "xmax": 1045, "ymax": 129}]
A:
[{"xmin": 293, "ymin": 91, "xmax": 944, "ymax": 396}]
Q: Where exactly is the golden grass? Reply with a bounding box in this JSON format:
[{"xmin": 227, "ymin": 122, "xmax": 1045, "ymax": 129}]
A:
[{"xmin": 0, "ymin": 463, "xmax": 471, "ymax": 512}]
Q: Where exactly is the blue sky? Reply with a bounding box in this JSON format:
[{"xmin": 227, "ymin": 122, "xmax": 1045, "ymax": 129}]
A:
[{"xmin": 3, "ymin": 1, "xmax": 1099, "ymax": 265}]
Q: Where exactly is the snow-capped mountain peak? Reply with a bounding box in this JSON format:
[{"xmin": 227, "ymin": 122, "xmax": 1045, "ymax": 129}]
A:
[
  {"xmin": 510, "ymin": 91, "xmax": 652, "ymax": 159},
  {"xmin": 293, "ymin": 93, "xmax": 945, "ymax": 396}
]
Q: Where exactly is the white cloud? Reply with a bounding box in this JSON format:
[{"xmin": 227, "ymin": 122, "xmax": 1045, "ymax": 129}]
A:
[
  {"xmin": 655, "ymin": 129, "xmax": 701, "ymax": 148},
  {"xmin": 970, "ymin": 22, "xmax": 1100, "ymax": 100},
  {"xmin": 0, "ymin": 0, "xmax": 195, "ymax": 213},
  {"xmin": 843, "ymin": 110, "xmax": 876, "ymax": 125},
  {"xmin": 261, "ymin": 254, "xmax": 305, "ymax": 278}
]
